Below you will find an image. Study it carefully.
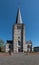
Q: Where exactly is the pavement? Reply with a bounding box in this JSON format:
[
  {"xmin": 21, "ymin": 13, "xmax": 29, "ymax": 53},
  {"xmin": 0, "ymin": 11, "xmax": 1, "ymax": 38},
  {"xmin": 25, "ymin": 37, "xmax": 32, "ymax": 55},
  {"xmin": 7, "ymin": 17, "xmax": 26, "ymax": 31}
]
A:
[{"xmin": 0, "ymin": 53, "xmax": 39, "ymax": 65}]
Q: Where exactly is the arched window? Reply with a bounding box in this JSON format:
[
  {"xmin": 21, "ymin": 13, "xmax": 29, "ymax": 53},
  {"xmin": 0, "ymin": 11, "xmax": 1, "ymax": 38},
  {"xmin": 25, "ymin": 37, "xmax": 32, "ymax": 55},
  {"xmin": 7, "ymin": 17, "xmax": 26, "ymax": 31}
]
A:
[{"xmin": 18, "ymin": 41, "xmax": 21, "ymax": 46}]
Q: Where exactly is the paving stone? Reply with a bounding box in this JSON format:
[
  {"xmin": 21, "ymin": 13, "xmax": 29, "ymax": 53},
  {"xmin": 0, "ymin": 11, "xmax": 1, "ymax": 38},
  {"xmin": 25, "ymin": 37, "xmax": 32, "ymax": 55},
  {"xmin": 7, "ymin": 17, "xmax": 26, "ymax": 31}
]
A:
[{"xmin": 0, "ymin": 53, "xmax": 39, "ymax": 65}]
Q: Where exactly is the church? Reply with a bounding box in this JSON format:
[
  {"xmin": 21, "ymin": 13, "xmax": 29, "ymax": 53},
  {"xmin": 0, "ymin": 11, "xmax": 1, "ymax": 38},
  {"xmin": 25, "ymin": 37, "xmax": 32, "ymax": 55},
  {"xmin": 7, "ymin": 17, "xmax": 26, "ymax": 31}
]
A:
[
  {"xmin": 5, "ymin": 8, "xmax": 32, "ymax": 53},
  {"xmin": 13, "ymin": 8, "xmax": 26, "ymax": 53}
]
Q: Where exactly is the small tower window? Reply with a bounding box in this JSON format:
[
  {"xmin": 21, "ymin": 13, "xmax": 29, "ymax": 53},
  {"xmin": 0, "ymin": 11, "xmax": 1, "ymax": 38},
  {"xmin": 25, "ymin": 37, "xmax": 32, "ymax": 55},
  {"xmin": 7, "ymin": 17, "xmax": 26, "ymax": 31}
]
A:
[{"xmin": 18, "ymin": 37, "xmax": 20, "ymax": 39}]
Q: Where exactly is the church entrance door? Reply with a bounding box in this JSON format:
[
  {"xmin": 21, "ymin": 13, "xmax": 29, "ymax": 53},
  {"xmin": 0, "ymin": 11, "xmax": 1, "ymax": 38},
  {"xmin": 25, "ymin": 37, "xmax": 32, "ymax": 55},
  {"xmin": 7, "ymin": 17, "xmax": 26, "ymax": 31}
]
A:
[{"xmin": 18, "ymin": 47, "xmax": 21, "ymax": 52}]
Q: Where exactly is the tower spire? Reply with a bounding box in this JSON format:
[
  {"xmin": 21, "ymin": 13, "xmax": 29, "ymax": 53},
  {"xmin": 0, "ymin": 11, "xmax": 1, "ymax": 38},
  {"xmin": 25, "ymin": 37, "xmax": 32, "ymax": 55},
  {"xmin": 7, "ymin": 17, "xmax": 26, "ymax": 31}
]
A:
[{"xmin": 16, "ymin": 7, "xmax": 23, "ymax": 24}]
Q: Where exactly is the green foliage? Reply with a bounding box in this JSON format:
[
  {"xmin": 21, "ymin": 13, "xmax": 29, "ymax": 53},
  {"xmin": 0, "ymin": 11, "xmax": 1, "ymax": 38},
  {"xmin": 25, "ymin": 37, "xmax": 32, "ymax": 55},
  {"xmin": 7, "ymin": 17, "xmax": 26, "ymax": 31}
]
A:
[
  {"xmin": 0, "ymin": 39, "xmax": 5, "ymax": 52},
  {"xmin": 0, "ymin": 39, "xmax": 4, "ymax": 48}
]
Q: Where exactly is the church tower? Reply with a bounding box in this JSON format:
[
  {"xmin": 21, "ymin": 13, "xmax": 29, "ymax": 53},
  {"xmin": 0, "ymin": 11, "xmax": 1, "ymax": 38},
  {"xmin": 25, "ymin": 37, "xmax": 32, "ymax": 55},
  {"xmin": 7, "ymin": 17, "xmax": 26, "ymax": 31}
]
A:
[{"xmin": 13, "ymin": 8, "xmax": 26, "ymax": 53}]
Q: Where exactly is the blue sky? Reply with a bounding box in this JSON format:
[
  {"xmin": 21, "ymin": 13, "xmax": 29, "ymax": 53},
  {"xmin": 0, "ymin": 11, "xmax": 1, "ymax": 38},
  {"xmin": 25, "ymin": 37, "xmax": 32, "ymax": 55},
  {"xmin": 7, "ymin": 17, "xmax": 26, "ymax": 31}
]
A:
[{"xmin": 0, "ymin": 0, "xmax": 39, "ymax": 46}]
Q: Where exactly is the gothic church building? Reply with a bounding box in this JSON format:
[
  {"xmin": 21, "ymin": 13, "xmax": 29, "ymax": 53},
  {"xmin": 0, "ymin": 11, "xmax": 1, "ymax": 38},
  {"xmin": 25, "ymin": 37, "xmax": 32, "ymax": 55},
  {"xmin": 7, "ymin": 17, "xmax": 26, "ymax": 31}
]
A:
[
  {"xmin": 6, "ymin": 8, "xmax": 32, "ymax": 53},
  {"xmin": 13, "ymin": 8, "xmax": 26, "ymax": 53}
]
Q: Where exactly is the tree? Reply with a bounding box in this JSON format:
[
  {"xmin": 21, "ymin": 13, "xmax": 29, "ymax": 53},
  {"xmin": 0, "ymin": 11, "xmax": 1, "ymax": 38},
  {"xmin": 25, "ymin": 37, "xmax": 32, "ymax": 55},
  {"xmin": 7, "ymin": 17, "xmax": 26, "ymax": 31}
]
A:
[{"xmin": 0, "ymin": 39, "xmax": 5, "ymax": 52}]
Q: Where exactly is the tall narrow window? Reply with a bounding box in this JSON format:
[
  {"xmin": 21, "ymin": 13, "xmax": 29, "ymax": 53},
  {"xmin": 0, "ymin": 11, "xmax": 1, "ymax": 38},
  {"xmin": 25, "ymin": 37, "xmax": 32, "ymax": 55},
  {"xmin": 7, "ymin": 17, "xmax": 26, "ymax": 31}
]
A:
[{"xmin": 18, "ymin": 41, "xmax": 20, "ymax": 46}]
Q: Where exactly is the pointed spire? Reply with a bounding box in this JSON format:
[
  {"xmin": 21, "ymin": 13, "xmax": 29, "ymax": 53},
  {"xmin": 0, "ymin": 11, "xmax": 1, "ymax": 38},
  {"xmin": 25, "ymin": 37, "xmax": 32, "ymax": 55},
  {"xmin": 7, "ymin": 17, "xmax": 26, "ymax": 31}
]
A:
[{"xmin": 16, "ymin": 8, "xmax": 23, "ymax": 24}]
